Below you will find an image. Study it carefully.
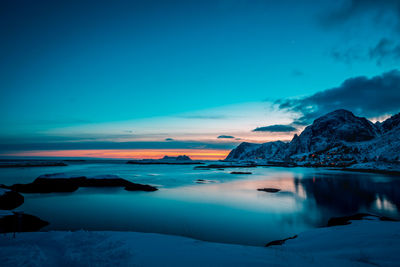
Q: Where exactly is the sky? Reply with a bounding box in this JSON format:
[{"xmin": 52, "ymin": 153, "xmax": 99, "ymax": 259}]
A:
[{"xmin": 1, "ymin": 0, "xmax": 400, "ymax": 159}]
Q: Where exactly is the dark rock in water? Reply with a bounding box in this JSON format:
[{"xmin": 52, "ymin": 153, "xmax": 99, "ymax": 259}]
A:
[
  {"xmin": 7, "ymin": 174, "xmax": 158, "ymax": 193},
  {"xmin": 257, "ymin": 188, "xmax": 281, "ymax": 193},
  {"xmin": 195, "ymin": 179, "xmax": 217, "ymax": 184},
  {"xmin": 265, "ymin": 235, "xmax": 298, "ymax": 247},
  {"xmin": 327, "ymin": 213, "xmax": 397, "ymax": 227},
  {"xmin": 125, "ymin": 183, "xmax": 158, "ymax": 192},
  {"xmin": 0, "ymin": 190, "xmax": 24, "ymax": 210},
  {"xmin": 9, "ymin": 178, "xmax": 82, "ymax": 193},
  {"xmin": 0, "ymin": 212, "xmax": 49, "ymax": 233},
  {"xmin": 230, "ymin": 171, "xmax": 252, "ymax": 174}
]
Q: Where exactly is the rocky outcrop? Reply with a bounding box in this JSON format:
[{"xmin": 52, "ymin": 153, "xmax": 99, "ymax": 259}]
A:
[
  {"xmin": 287, "ymin": 109, "xmax": 378, "ymax": 155},
  {"xmin": 0, "ymin": 211, "xmax": 49, "ymax": 233},
  {"xmin": 0, "ymin": 189, "xmax": 24, "ymax": 210},
  {"xmin": 381, "ymin": 113, "xmax": 400, "ymax": 133},
  {"xmin": 6, "ymin": 174, "xmax": 158, "ymax": 193}
]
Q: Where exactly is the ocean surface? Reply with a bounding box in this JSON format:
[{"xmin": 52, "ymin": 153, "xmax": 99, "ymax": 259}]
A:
[{"xmin": 1, "ymin": 160, "xmax": 399, "ymax": 246}]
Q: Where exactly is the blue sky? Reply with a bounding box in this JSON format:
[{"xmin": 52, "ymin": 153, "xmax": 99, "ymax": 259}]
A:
[{"xmin": 1, "ymin": 0, "xmax": 399, "ymax": 158}]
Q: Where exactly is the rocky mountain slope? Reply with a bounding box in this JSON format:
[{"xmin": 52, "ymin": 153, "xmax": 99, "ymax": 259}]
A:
[
  {"xmin": 225, "ymin": 141, "xmax": 288, "ymax": 162},
  {"xmin": 226, "ymin": 109, "xmax": 400, "ymax": 167}
]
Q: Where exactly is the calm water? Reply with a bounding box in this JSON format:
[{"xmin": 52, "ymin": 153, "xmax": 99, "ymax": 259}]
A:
[{"xmin": 1, "ymin": 160, "xmax": 399, "ymax": 246}]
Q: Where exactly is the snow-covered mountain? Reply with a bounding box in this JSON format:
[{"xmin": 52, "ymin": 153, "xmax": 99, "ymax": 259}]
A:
[
  {"xmin": 225, "ymin": 109, "xmax": 400, "ymax": 167},
  {"xmin": 225, "ymin": 141, "xmax": 288, "ymax": 162}
]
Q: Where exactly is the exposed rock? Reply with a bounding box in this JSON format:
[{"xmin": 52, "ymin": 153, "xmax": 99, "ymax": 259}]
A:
[
  {"xmin": 257, "ymin": 188, "xmax": 281, "ymax": 193},
  {"xmin": 125, "ymin": 183, "xmax": 158, "ymax": 192},
  {"xmin": 0, "ymin": 189, "xmax": 24, "ymax": 210},
  {"xmin": 7, "ymin": 173, "xmax": 158, "ymax": 193},
  {"xmin": 265, "ymin": 235, "xmax": 298, "ymax": 247},
  {"xmin": 327, "ymin": 213, "xmax": 397, "ymax": 227},
  {"xmin": 195, "ymin": 179, "xmax": 218, "ymax": 184},
  {"xmin": 0, "ymin": 211, "xmax": 49, "ymax": 233}
]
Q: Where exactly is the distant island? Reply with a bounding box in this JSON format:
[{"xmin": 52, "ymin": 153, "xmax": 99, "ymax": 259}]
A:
[
  {"xmin": 127, "ymin": 155, "xmax": 204, "ymax": 165},
  {"xmin": 0, "ymin": 160, "xmax": 67, "ymax": 168},
  {"xmin": 225, "ymin": 109, "xmax": 400, "ymax": 173}
]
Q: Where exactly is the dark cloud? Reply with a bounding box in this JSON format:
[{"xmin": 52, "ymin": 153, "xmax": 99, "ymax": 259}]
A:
[
  {"xmin": 165, "ymin": 138, "xmax": 174, "ymax": 141},
  {"xmin": 320, "ymin": 0, "xmax": 400, "ymax": 65},
  {"xmin": 217, "ymin": 135, "xmax": 235, "ymax": 139},
  {"xmin": 321, "ymin": 0, "xmax": 400, "ymax": 29},
  {"xmin": 369, "ymin": 38, "xmax": 400, "ymax": 65},
  {"xmin": 331, "ymin": 38, "xmax": 400, "ymax": 65},
  {"xmin": 331, "ymin": 47, "xmax": 363, "ymax": 65},
  {"xmin": 277, "ymin": 69, "xmax": 400, "ymax": 124},
  {"xmin": 291, "ymin": 69, "xmax": 304, "ymax": 77},
  {"xmin": 252, "ymin": 124, "xmax": 297, "ymax": 132}
]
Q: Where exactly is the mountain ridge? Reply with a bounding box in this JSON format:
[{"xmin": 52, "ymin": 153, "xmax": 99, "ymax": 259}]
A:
[{"xmin": 225, "ymin": 109, "xmax": 400, "ymax": 168}]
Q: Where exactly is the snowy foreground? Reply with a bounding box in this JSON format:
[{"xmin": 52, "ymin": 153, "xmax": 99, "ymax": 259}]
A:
[{"xmin": 0, "ymin": 219, "xmax": 399, "ymax": 267}]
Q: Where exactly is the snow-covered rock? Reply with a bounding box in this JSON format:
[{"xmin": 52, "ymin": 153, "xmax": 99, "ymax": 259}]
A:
[
  {"xmin": 225, "ymin": 109, "xmax": 400, "ymax": 168},
  {"xmin": 287, "ymin": 109, "xmax": 378, "ymax": 155},
  {"xmin": 225, "ymin": 141, "xmax": 288, "ymax": 162}
]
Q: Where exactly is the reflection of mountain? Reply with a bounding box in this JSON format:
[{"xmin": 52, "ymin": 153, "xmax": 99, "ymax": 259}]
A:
[{"xmin": 295, "ymin": 174, "xmax": 400, "ymax": 217}]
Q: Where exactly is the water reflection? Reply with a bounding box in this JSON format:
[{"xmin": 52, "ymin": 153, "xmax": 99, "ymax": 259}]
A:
[
  {"xmin": 295, "ymin": 172, "xmax": 400, "ymax": 221},
  {"xmin": 3, "ymin": 164, "xmax": 400, "ymax": 246}
]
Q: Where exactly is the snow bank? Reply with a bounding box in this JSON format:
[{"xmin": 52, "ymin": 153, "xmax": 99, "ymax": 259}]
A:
[{"xmin": 0, "ymin": 220, "xmax": 399, "ymax": 266}]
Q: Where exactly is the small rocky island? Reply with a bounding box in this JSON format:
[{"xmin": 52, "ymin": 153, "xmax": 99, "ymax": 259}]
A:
[{"xmin": 127, "ymin": 155, "xmax": 204, "ymax": 165}]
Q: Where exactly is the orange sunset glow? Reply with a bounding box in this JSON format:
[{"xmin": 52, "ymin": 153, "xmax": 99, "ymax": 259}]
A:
[{"xmin": 3, "ymin": 149, "xmax": 230, "ymax": 160}]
